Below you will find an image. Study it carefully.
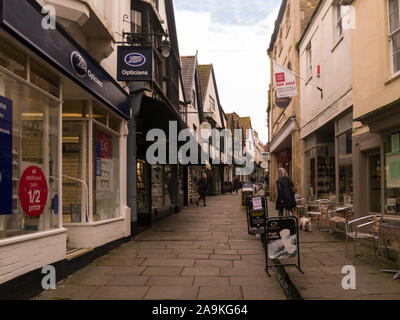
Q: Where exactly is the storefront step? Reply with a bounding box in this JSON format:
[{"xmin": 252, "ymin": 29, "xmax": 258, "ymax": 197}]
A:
[{"xmin": 66, "ymin": 248, "xmax": 94, "ymax": 261}]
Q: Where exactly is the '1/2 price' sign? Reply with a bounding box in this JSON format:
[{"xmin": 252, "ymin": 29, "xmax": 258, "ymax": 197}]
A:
[{"xmin": 19, "ymin": 166, "xmax": 48, "ymax": 218}]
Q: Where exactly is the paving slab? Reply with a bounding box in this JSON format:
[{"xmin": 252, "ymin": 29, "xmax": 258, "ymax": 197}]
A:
[{"xmin": 35, "ymin": 194, "xmax": 286, "ymax": 300}]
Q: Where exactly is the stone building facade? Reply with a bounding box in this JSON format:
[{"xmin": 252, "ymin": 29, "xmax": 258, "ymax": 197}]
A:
[{"xmin": 267, "ymin": 0, "xmax": 319, "ymax": 200}]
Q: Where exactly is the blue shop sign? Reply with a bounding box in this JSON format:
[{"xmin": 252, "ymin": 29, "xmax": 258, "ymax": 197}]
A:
[
  {"xmin": 0, "ymin": 95, "xmax": 13, "ymax": 215},
  {"xmin": 0, "ymin": 0, "xmax": 130, "ymax": 120},
  {"xmin": 117, "ymin": 46, "xmax": 153, "ymax": 81}
]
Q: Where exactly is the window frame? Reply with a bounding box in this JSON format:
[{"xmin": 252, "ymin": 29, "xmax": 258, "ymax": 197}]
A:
[
  {"xmin": 387, "ymin": 0, "xmax": 400, "ymax": 75},
  {"xmin": 335, "ymin": 2, "xmax": 343, "ymax": 41},
  {"xmin": 306, "ymin": 42, "xmax": 312, "ymax": 79}
]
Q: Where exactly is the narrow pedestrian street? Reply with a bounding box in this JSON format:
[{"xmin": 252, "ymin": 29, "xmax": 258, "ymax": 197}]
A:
[{"xmin": 35, "ymin": 194, "xmax": 286, "ymax": 300}]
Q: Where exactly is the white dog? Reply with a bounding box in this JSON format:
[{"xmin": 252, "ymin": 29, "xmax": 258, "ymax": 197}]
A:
[{"xmin": 299, "ymin": 216, "xmax": 312, "ymax": 232}]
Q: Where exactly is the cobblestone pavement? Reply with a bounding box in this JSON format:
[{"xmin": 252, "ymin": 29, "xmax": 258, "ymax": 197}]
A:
[
  {"xmin": 35, "ymin": 194, "xmax": 286, "ymax": 300},
  {"xmin": 267, "ymin": 200, "xmax": 400, "ymax": 300}
]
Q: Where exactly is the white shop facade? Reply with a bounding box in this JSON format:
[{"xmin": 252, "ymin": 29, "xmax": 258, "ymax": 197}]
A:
[{"xmin": 0, "ymin": 0, "xmax": 130, "ymax": 295}]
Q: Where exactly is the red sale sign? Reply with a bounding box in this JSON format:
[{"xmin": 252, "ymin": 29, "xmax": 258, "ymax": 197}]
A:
[
  {"xmin": 19, "ymin": 166, "xmax": 48, "ymax": 218},
  {"xmin": 275, "ymin": 72, "xmax": 285, "ymax": 83},
  {"xmin": 96, "ymin": 130, "xmax": 112, "ymax": 159}
]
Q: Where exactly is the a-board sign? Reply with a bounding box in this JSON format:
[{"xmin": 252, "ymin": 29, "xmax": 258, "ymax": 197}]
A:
[
  {"xmin": 252, "ymin": 197, "xmax": 263, "ymax": 211},
  {"xmin": 266, "ymin": 217, "xmax": 297, "ymax": 259}
]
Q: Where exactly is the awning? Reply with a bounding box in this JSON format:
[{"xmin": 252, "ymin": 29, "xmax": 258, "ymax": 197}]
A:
[
  {"xmin": 270, "ymin": 117, "xmax": 296, "ymax": 153},
  {"xmin": 141, "ymin": 95, "xmax": 187, "ymax": 133}
]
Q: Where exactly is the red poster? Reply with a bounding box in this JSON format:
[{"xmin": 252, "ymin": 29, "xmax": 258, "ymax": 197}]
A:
[
  {"xmin": 275, "ymin": 72, "xmax": 285, "ymax": 83},
  {"xmin": 96, "ymin": 130, "xmax": 112, "ymax": 159},
  {"xmin": 19, "ymin": 166, "xmax": 48, "ymax": 218}
]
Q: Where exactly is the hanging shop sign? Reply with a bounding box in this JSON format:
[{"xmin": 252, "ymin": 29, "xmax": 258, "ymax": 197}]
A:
[
  {"xmin": 19, "ymin": 166, "xmax": 48, "ymax": 218},
  {"xmin": 266, "ymin": 217, "xmax": 298, "ymax": 259},
  {"xmin": 0, "ymin": 95, "xmax": 13, "ymax": 215},
  {"xmin": 117, "ymin": 46, "xmax": 153, "ymax": 81},
  {"xmin": 273, "ymin": 60, "xmax": 297, "ymax": 99},
  {"xmin": 275, "ymin": 92, "xmax": 292, "ymax": 109},
  {"xmin": 96, "ymin": 130, "xmax": 113, "ymax": 192}
]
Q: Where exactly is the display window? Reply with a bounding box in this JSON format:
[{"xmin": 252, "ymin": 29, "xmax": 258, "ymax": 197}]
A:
[
  {"xmin": 62, "ymin": 101, "xmax": 122, "ymax": 224},
  {"xmin": 93, "ymin": 125, "xmax": 120, "ymax": 221},
  {"xmin": 305, "ymin": 145, "xmax": 335, "ymax": 201},
  {"xmin": 151, "ymin": 165, "xmax": 174, "ymax": 209},
  {"xmin": 0, "ymin": 69, "xmax": 60, "ymax": 239},
  {"xmin": 384, "ymin": 132, "xmax": 400, "ymax": 216},
  {"xmin": 337, "ymin": 112, "xmax": 353, "ymax": 204}
]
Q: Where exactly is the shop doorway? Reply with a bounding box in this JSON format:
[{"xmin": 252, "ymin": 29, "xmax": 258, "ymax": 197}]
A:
[{"xmin": 368, "ymin": 152, "xmax": 382, "ymax": 214}]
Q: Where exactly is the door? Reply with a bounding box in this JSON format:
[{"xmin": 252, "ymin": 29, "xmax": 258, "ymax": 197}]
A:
[{"xmin": 369, "ymin": 153, "xmax": 382, "ymax": 213}]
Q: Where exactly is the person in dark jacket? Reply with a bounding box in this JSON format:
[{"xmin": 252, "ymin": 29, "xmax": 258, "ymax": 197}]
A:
[
  {"xmin": 233, "ymin": 177, "xmax": 240, "ymax": 194},
  {"xmin": 275, "ymin": 168, "xmax": 297, "ymax": 216},
  {"xmin": 197, "ymin": 173, "xmax": 208, "ymax": 207}
]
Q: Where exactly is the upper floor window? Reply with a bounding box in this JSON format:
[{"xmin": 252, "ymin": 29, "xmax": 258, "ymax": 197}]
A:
[
  {"xmin": 210, "ymin": 96, "xmax": 215, "ymax": 111},
  {"xmin": 306, "ymin": 42, "xmax": 312, "ymax": 79},
  {"xmin": 131, "ymin": 10, "xmax": 142, "ymax": 33},
  {"xmin": 388, "ymin": 0, "xmax": 400, "ymax": 73},
  {"xmin": 335, "ymin": 3, "xmax": 343, "ymax": 41},
  {"xmin": 286, "ymin": 4, "xmax": 291, "ymax": 37}
]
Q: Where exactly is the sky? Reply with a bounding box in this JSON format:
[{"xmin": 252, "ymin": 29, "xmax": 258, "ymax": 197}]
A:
[{"xmin": 174, "ymin": 0, "xmax": 282, "ymax": 145}]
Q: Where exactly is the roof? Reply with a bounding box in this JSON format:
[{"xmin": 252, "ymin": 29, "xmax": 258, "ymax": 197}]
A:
[
  {"xmin": 238, "ymin": 117, "xmax": 252, "ymax": 132},
  {"xmin": 180, "ymin": 55, "xmax": 196, "ymax": 102},
  {"xmin": 198, "ymin": 64, "xmax": 212, "ymax": 104}
]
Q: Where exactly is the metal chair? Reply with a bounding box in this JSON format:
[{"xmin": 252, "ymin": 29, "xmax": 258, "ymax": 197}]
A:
[
  {"xmin": 307, "ymin": 203, "xmax": 330, "ymax": 231},
  {"xmin": 328, "ymin": 205, "xmax": 353, "ymax": 234},
  {"xmin": 345, "ymin": 214, "xmax": 382, "ymax": 257}
]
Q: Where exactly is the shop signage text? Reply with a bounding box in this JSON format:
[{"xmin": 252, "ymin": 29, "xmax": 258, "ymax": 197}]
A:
[
  {"xmin": 19, "ymin": 166, "xmax": 48, "ymax": 218},
  {"xmin": 70, "ymin": 51, "xmax": 103, "ymax": 88},
  {"xmin": 273, "ymin": 60, "xmax": 297, "ymax": 99},
  {"xmin": 117, "ymin": 46, "xmax": 153, "ymax": 81},
  {"xmin": 0, "ymin": 96, "xmax": 13, "ymax": 215}
]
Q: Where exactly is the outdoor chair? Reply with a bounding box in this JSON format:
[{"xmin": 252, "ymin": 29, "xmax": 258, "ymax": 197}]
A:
[
  {"xmin": 328, "ymin": 205, "xmax": 353, "ymax": 234},
  {"xmin": 307, "ymin": 204, "xmax": 330, "ymax": 231},
  {"xmin": 345, "ymin": 214, "xmax": 382, "ymax": 257}
]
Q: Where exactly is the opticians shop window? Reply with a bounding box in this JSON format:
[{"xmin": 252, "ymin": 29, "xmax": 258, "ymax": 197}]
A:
[{"xmin": 0, "ymin": 70, "xmax": 60, "ymax": 240}]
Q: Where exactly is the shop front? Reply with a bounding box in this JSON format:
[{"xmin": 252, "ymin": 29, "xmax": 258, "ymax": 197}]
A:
[
  {"xmin": 0, "ymin": 0, "xmax": 130, "ymax": 288},
  {"xmin": 354, "ymin": 102, "xmax": 400, "ymax": 220},
  {"xmin": 135, "ymin": 96, "xmax": 186, "ymax": 228},
  {"xmin": 303, "ymin": 111, "xmax": 353, "ymax": 204}
]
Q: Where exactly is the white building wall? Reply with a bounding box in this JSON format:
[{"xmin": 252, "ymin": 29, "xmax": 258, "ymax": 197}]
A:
[
  {"xmin": 0, "ymin": 230, "xmax": 67, "ymax": 285},
  {"xmin": 203, "ymin": 73, "xmax": 223, "ymax": 129},
  {"xmin": 299, "ymin": 0, "xmax": 352, "ymax": 137}
]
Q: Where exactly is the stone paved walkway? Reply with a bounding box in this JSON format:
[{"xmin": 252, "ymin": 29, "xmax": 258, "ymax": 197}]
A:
[
  {"xmin": 35, "ymin": 194, "xmax": 286, "ymax": 300},
  {"xmin": 268, "ymin": 200, "xmax": 400, "ymax": 300}
]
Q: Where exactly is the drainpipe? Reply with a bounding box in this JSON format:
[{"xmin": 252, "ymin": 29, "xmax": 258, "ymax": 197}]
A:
[{"xmin": 127, "ymin": 81, "xmax": 150, "ymax": 237}]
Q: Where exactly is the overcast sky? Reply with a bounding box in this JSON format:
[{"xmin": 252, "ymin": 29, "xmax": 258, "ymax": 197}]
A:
[{"xmin": 174, "ymin": 0, "xmax": 281, "ymax": 144}]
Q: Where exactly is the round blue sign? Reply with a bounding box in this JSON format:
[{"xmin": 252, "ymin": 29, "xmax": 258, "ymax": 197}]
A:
[
  {"xmin": 70, "ymin": 51, "xmax": 88, "ymax": 78},
  {"xmin": 124, "ymin": 53, "xmax": 146, "ymax": 67}
]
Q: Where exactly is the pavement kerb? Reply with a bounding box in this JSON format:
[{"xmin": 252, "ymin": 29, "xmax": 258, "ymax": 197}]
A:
[{"xmin": 271, "ymin": 259, "xmax": 303, "ymax": 300}]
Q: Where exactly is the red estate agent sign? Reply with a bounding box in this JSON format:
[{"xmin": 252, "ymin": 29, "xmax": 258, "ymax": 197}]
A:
[{"xmin": 19, "ymin": 166, "xmax": 48, "ymax": 218}]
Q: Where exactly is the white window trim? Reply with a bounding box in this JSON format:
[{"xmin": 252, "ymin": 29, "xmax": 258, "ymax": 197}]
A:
[
  {"xmin": 387, "ymin": 0, "xmax": 400, "ymax": 75},
  {"xmin": 335, "ymin": 2, "xmax": 344, "ymax": 42},
  {"xmin": 306, "ymin": 43, "xmax": 312, "ymax": 80}
]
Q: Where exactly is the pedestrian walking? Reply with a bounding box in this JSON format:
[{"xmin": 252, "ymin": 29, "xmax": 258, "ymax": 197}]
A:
[
  {"xmin": 233, "ymin": 177, "xmax": 240, "ymax": 194},
  {"xmin": 197, "ymin": 173, "xmax": 208, "ymax": 207},
  {"xmin": 275, "ymin": 168, "xmax": 297, "ymax": 217}
]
